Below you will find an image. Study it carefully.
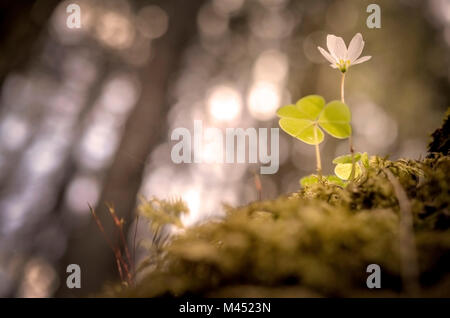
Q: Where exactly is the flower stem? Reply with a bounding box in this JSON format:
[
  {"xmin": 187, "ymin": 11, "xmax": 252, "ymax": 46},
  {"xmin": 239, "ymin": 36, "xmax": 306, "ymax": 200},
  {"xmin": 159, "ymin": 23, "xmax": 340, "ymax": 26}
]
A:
[
  {"xmin": 340, "ymin": 72, "xmax": 346, "ymax": 104},
  {"xmin": 341, "ymin": 72, "xmax": 356, "ymax": 180},
  {"xmin": 313, "ymin": 124, "xmax": 322, "ymax": 178}
]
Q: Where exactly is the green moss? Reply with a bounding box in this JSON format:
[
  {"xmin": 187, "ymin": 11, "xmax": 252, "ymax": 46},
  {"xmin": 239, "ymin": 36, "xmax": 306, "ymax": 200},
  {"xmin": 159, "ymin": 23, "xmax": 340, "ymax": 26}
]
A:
[{"xmin": 101, "ymin": 152, "xmax": 450, "ymax": 297}]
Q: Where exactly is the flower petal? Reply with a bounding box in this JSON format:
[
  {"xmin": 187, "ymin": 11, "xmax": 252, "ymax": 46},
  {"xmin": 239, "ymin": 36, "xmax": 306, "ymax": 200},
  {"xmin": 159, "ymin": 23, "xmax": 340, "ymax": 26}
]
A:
[
  {"xmin": 347, "ymin": 33, "xmax": 364, "ymax": 63},
  {"xmin": 329, "ymin": 63, "xmax": 338, "ymax": 69},
  {"xmin": 352, "ymin": 55, "xmax": 371, "ymax": 65},
  {"xmin": 334, "ymin": 36, "xmax": 347, "ymax": 60},
  {"xmin": 326, "ymin": 34, "xmax": 338, "ymax": 60},
  {"xmin": 318, "ymin": 46, "xmax": 336, "ymax": 64}
]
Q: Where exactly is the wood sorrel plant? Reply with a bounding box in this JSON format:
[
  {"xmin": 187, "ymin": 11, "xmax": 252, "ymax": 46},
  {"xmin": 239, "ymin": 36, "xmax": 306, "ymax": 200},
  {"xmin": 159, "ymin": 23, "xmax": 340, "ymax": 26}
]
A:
[
  {"xmin": 276, "ymin": 33, "xmax": 371, "ymax": 185},
  {"xmin": 276, "ymin": 95, "xmax": 351, "ymax": 178},
  {"xmin": 318, "ymin": 32, "xmax": 371, "ymax": 180}
]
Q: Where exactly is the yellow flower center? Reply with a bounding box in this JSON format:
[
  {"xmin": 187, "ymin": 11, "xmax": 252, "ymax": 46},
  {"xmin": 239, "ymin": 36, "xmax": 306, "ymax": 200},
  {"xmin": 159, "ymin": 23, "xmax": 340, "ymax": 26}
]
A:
[{"xmin": 336, "ymin": 59, "xmax": 351, "ymax": 73}]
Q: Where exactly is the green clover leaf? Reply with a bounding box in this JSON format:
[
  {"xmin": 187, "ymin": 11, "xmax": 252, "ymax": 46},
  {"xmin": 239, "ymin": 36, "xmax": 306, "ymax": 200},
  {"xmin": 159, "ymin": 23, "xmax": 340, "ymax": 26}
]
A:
[
  {"xmin": 334, "ymin": 162, "xmax": 362, "ymax": 180},
  {"xmin": 332, "ymin": 152, "xmax": 370, "ymax": 181},
  {"xmin": 318, "ymin": 101, "xmax": 352, "ymax": 138},
  {"xmin": 300, "ymin": 174, "xmax": 320, "ymax": 187},
  {"xmin": 325, "ymin": 175, "xmax": 347, "ymax": 187},
  {"xmin": 277, "ymin": 95, "xmax": 351, "ymax": 145},
  {"xmin": 332, "ymin": 152, "xmax": 362, "ymax": 164},
  {"xmin": 300, "ymin": 174, "xmax": 347, "ymax": 188}
]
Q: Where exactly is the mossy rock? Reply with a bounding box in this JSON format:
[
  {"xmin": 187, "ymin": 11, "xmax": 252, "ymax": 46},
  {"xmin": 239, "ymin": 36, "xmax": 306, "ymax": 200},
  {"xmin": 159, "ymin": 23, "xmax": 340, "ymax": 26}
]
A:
[{"xmin": 102, "ymin": 152, "xmax": 450, "ymax": 297}]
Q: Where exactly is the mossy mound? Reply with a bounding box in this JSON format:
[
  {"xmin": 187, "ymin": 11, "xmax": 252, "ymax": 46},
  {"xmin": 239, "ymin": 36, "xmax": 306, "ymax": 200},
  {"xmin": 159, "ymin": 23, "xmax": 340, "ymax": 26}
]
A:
[
  {"xmin": 103, "ymin": 153, "xmax": 450, "ymax": 297},
  {"xmin": 102, "ymin": 112, "xmax": 450, "ymax": 297}
]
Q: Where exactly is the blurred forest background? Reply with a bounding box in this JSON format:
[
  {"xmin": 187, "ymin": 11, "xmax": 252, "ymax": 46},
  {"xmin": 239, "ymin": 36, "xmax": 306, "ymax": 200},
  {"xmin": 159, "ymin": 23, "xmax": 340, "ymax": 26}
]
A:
[{"xmin": 0, "ymin": 0, "xmax": 448, "ymax": 297}]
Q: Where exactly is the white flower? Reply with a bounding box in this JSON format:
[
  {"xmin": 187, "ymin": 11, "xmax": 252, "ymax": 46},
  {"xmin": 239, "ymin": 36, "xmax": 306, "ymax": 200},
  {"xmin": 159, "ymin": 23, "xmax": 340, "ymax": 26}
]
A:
[{"xmin": 317, "ymin": 33, "xmax": 371, "ymax": 73}]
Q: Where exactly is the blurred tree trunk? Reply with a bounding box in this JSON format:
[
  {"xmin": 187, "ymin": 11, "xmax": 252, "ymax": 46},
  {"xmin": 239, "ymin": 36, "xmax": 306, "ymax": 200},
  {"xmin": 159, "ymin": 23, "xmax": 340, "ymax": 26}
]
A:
[
  {"xmin": 0, "ymin": 0, "xmax": 59, "ymax": 85},
  {"xmin": 57, "ymin": 0, "xmax": 204, "ymax": 296}
]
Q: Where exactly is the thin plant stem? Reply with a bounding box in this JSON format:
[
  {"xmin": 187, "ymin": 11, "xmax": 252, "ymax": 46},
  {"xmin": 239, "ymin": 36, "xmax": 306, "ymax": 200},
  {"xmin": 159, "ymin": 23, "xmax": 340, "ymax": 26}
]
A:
[
  {"xmin": 132, "ymin": 214, "xmax": 139, "ymax": 282},
  {"xmin": 342, "ymin": 72, "xmax": 356, "ymax": 180},
  {"xmin": 253, "ymin": 171, "xmax": 262, "ymax": 201},
  {"xmin": 340, "ymin": 72, "xmax": 346, "ymax": 104},
  {"xmin": 89, "ymin": 204, "xmax": 129, "ymax": 283},
  {"xmin": 313, "ymin": 124, "xmax": 322, "ymax": 178},
  {"xmin": 107, "ymin": 204, "xmax": 133, "ymax": 271}
]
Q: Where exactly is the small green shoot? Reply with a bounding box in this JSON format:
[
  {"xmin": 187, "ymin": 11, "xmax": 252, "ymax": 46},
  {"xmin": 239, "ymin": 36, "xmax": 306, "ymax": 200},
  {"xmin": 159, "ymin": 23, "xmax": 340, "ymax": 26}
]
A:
[
  {"xmin": 299, "ymin": 152, "xmax": 370, "ymax": 188},
  {"xmin": 300, "ymin": 174, "xmax": 347, "ymax": 188},
  {"xmin": 333, "ymin": 152, "xmax": 370, "ymax": 181}
]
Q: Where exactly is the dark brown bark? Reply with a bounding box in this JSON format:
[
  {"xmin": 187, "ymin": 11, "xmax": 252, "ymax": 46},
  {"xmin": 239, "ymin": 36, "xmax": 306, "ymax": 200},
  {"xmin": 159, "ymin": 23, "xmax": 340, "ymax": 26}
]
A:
[{"xmin": 0, "ymin": 0, "xmax": 60, "ymax": 85}]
